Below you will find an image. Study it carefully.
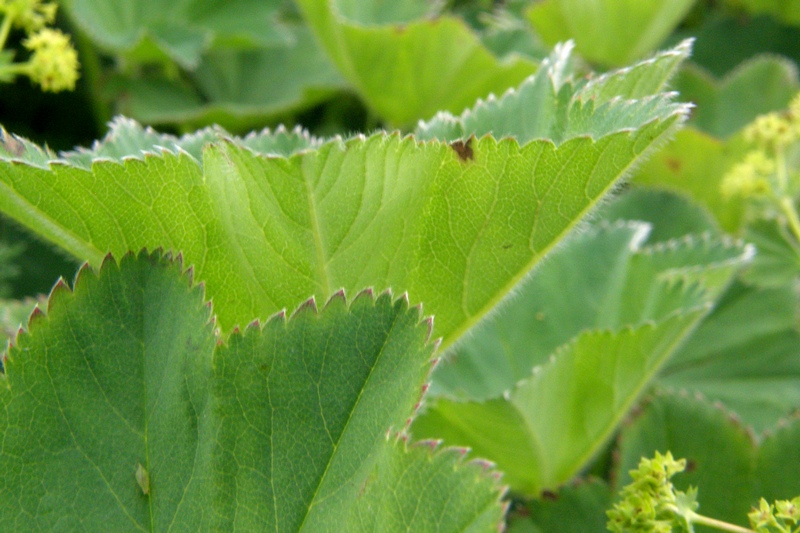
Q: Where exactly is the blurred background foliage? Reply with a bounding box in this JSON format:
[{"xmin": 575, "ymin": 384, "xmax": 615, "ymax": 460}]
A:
[{"xmin": 3, "ymin": 1, "xmax": 800, "ymax": 531}]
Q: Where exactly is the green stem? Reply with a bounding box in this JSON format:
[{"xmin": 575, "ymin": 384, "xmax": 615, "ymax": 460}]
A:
[
  {"xmin": 0, "ymin": 60, "xmax": 31, "ymax": 79},
  {"xmin": 0, "ymin": 13, "xmax": 13, "ymax": 51},
  {"xmin": 779, "ymin": 196, "xmax": 800, "ymax": 247},
  {"xmin": 689, "ymin": 511, "xmax": 757, "ymax": 533}
]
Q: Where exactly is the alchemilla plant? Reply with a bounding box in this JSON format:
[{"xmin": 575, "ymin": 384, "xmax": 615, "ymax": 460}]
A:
[{"xmin": 0, "ymin": 0, "xmax": 799, "ymax": 531}]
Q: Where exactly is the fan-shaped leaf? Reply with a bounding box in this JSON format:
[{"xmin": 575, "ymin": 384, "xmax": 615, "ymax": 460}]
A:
[
  {"xmin": 0, "ymin": 251, "xmax": 504, "ymax": 531},
  {"xmin": 0, "ymin": 100, "xmax": 685, "ymax": 346}
]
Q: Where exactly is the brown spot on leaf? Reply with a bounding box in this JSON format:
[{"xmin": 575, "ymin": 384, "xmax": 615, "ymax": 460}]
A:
[
  {"xmin": 450, "ymin": 137, "xmax": 474, "ymax": 162},
  {"xmin": 665, "ymin": 157, "xmax": 682, "ymax": 173},
  {"xmin": 541, "ymin": 489, "xmax": 559, "ymax": 501}
]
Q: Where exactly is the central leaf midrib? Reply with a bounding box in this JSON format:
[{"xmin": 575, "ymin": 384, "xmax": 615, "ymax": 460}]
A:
[
  {"xmin": 304, "ymin": 166, "xmax": 332, "ymax": 297},
  {"xmin": 296, "ymin": 306, "xmax": 403, "ymax": 531}
]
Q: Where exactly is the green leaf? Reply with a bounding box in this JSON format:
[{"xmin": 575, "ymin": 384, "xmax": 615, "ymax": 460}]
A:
[
  {"xmin": 415, "ymin": 314, "xmax": 705, "ymax": 495},
  {"xmin": 63, "ymin": 0, "xmax": 291, "ymax": 68},
  {"xmin": 615, "ymin": 392, "xmax": 759, "ymax": 529},
  {"xmin": 509, "ymin": 478, "xmax": 613, "ymax": 533},
  {"xmin": 0, "ymin": 251, "xmax": 504, "ymax": 531},
  {"xmin": 659, "ymin": 281, "xmax": 800, "ymax": 432},
  {"xmin": 412, "ymin": 224, "xmax": 749, "ymax": 494},
  {"xmin": 526, "ymin": 0, "xmax": 696, "ymax": 67},
  {"xmin": 730, "ymin": 0, "xmax": 800, "ymax": 26},
  {"xmin": 416, "ymin": 40, "xmax": 691, "ymax": 145},
  {"xmin": 114, "ymin": 25, "xmax": 348, "ymax": 131},
  {"xmin": 430, "ymin": 223, "xmax": 750, "ymax": 400},
  {"xmin": 685, "ymin": 12, "xmax": 800, "ymax": 77},
  {"xmin": 675, "ymin": 57, "xmax": 800, "ymax": 138},
  {"xmin": 631, "ymin": 127, "xmax": 747, "ymax": 232},
  {"xmin": 596, "ymin": 188, "xmax": 720, "ymax": 243},
  {"xmin": 616, "ymin": 391, "xmax": 800, "ymax": 529},
  {"xmin": 295, "ymin": 0, "xmax": 537, "ymax": 126},
  {"xmin": 740, "ymin": 218, "xmax": 800, "ymax": 287},
  {"xmin": 0, "ymin": 99, "xmax": 685, "ymax": 347},
  {"xmin": 56, "ymin": 116, "xmax": 320, "ymax": 169}
]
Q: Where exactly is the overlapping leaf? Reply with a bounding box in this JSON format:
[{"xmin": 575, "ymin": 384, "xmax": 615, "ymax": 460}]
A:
[
  {"xmin": 0, "ymin": 60, "xmax": 687, "ymax": 346},
  {"xmin": 417, "ymin": 40, "xmax": 691, "ymax": 145},
  {"xmin": 413, "ymin": 223, "xmax": 750, "ymax": 494},
  {"xmin": 0, "ymin": 251, "xmax": 504, "ymax": 531},
  {"xmin": 597, "ymin": 188, "xmax": 720, "ymax": 243},
  {"xmin": 295, "ymin": 0, "xmax": 537, "ymax": 126}
]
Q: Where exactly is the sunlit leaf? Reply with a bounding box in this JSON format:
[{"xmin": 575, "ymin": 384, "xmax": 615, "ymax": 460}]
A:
[
  {"xmin": 527, "ymin": 0, "xmax": 695, "ymax": 66},
  {"xmin": 296, "ymin": 0, "xmax": 537, "ymax": 126}
]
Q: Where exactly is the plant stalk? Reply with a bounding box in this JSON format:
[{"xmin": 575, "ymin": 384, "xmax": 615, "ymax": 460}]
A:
[{"xmin": 689, "ymin": 511, "xmax": 757, "ymax": 533}]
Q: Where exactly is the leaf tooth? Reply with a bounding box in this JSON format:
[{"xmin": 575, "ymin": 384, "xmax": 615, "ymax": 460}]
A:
[
  {"xmin": 414, "ymin": 438, "xmax": 442, "ymax": 452},
  {"xmin": 245, "ymin": 319, "xmax": 260, "ymax": 331},
  {"xmin": 266, "ymin": 308, "xmax": 287, "ymax": 326},
  {"xmin": 324, "ymin": 288, "xmax": 347, "ymax": 310},
  {"xmin": 351, "ymin": 287, "xmax": 375, "ymax": 307},
  {"xmin": 27, "ymin": 306, "xmax": 45, "ymax": 329},
  {"xmin": 291, "ymin": 296, "xmax": 318, "ymax": 319},
  {"xmin": 47, "ymin": 278, "xmax": 71, "ymax": 312}
]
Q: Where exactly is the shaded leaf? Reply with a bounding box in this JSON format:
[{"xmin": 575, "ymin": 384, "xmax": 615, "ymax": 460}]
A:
[
  {"xmin": 63, "ymin": 0, "xmax": 291, "ymax": 68},
  {"xmin": 740, "ymin": 217, "xmax": 800, "ymax": 287},
  {"xmin": 115, "ymin": 25, "xmax": 348, "ymax": 131},
  {"xmin": 684, "ymin": 13, "xmax": 800, "ymax": 77},
  {"xmin": 660, "ymin": 281, "xmax": 800, "ymax": 432},
  {"xmin": 415, "ymin": 314, "xmax": 706, "ymax": 495},
  {"xmin": 596, "ymin": 188, "xmax": 720, "ymax": 243},
  {"xmin": 675, "ymin": 56, "xmax": 800, "ymax": 138},
  {"xmin": 412, "ymin": 224, "xmax": 749, "ymax": 495},
  {"xmin": 431, "ymin": 224, "xmax": 750, "ymax": 400},
  {"xmin": 509, "ymin": 478, "xmax": 613, "ymax": 533},
  {"xmin": 729, "ymin": 0, "xmax": 800, "ymax": 26}
]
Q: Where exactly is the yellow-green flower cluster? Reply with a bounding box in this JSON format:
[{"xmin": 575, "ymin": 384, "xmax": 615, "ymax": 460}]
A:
[
  {"xmin": 607, "ymin": 452, "xmax": 696, "ymax": 533},
  {"xmin": 0, "ymin": 0, "xmax": 79, "ymax": 92},
  {"xmin": 22, "ymin": 27, "xmax": 78, "ymax": 92},
  {"xmin": 749, "ymin": 497, "xmax": 800, "ymax": 533},
  {"xmin": 0, "ymin": 0, "xmax": 57, "ymax": 34},
  {"xmin": 721, "ymin": 151, "xmax": 774, "ymax": 199}
]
